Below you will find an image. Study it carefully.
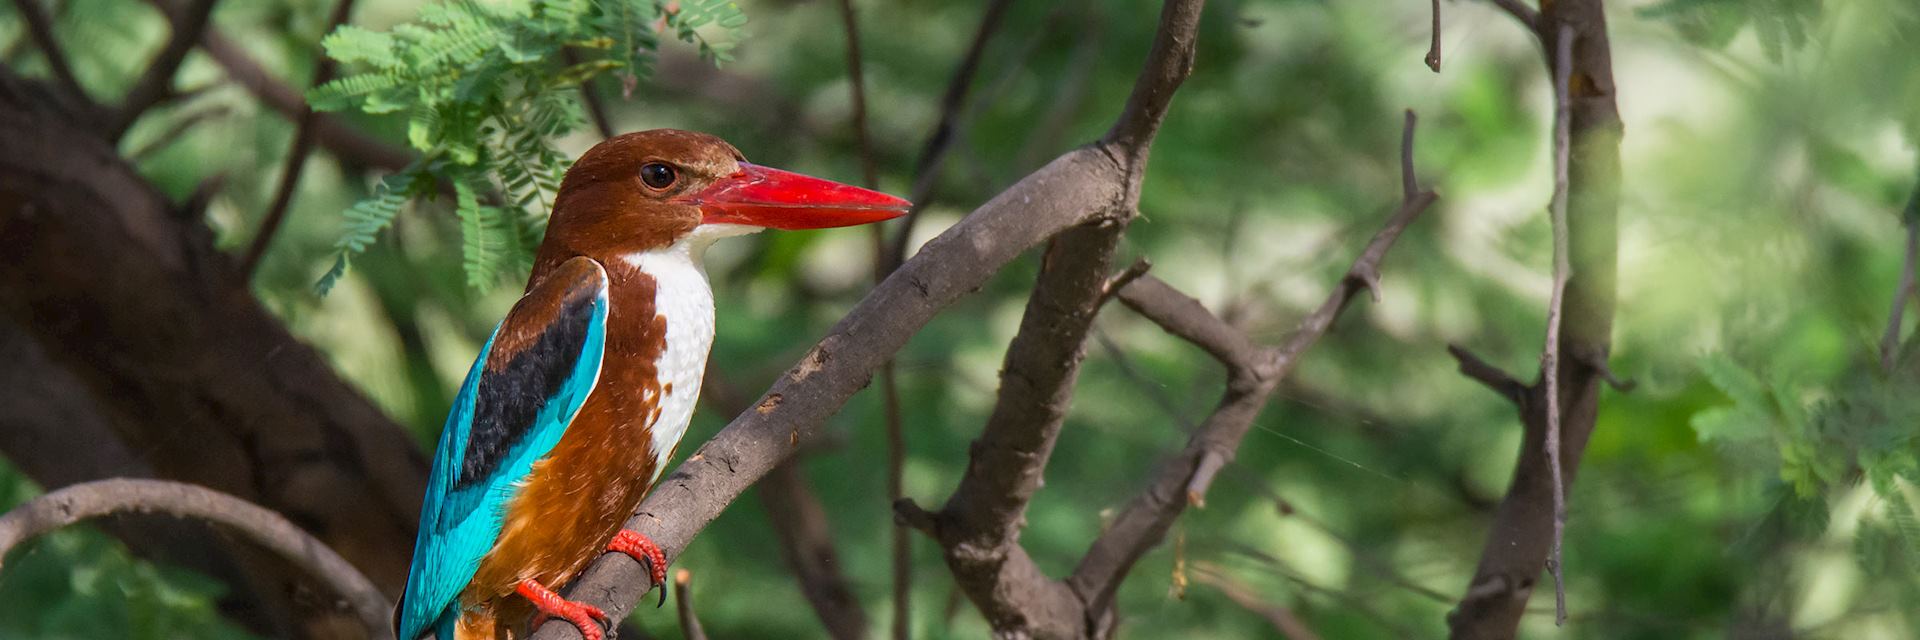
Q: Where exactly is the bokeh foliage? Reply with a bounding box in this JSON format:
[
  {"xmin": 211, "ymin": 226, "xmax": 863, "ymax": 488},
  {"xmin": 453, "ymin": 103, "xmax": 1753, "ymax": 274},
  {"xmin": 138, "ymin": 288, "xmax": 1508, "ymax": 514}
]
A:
[{"xmin": 2, "ymin": 0, "xmax": 1919, "ymax": 638}]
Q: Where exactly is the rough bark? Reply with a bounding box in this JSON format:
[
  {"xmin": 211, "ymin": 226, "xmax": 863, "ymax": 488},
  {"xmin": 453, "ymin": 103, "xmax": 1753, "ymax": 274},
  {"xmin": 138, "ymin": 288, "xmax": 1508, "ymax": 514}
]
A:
[{"xmin": 1445, "ymin": 0, "xmax": 1622, "ymax": 637}]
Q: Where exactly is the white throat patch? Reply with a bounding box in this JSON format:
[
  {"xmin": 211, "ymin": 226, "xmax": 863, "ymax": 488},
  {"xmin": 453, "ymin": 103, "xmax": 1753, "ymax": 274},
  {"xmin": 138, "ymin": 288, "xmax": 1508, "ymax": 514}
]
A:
[{"xmin": 623, "ymin": 223, "xmax": 760, "ymax": 481}]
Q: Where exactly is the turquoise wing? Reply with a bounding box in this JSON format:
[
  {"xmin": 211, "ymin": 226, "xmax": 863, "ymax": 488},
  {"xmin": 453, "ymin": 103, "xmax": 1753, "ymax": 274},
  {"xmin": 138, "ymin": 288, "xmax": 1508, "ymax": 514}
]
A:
[{"xmin": 395, "ymin": 258, "xmax": 609, "ymax": 640}]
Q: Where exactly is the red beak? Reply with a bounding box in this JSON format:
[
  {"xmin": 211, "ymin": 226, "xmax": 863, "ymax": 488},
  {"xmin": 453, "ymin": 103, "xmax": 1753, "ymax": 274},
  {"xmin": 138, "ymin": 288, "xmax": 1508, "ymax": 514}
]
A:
[{"xmin": 690, "ymin": 163, "xmax": 911, "ymax": 229}]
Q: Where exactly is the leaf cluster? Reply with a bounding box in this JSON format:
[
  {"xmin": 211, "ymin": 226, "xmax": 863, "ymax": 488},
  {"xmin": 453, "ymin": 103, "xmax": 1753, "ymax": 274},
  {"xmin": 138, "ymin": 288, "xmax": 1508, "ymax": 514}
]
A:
[
  {"xmin": 307, "ymin": 0, "xmax": 748, "ymax": 294},
  {"xmin": 1694, "ymin": 354, "xmax": 1920, "ymax": 603}
]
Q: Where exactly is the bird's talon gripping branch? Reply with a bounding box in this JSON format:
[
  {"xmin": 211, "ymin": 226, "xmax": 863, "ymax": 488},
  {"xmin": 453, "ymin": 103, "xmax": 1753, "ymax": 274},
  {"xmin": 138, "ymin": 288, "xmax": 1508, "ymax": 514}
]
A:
[
  {"xmin": 607, "ymin": 528, "xmax": 669, "ymax": 607},
  {"xmin": 517, "ymin": 580, "xmax": 610, "ymax": 640}
]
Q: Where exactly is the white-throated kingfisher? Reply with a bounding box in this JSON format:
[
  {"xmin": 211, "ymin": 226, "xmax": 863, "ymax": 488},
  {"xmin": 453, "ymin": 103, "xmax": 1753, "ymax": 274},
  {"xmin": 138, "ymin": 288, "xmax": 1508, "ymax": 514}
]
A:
[{"xmin": 394, "ymin": 130, "xmax": 909, "ymax": 640}]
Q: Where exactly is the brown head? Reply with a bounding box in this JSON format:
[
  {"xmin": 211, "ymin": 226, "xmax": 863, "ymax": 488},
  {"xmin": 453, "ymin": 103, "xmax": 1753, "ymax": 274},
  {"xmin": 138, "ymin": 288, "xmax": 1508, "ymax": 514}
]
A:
[{"xmin": 535, "ymin": 129, "xmax": 910, "ymax": 276}]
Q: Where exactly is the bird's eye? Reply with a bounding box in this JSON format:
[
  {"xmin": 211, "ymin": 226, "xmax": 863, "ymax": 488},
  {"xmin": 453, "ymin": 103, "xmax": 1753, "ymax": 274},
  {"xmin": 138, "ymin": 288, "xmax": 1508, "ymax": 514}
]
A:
[{"xmin": 639, "ymin": 163, "xmax": 677, "ymax": 190}]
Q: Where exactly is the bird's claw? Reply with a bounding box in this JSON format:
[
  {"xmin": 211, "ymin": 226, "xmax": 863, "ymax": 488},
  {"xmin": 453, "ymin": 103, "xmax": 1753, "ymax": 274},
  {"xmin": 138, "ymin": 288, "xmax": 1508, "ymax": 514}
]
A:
[
  {"xmin": 517, "ymin": 580, "xmax": 611, "ymax": 640},
  {"xmin": 606, "ymin": 529, "xmax": 669, "ymax": 608}
]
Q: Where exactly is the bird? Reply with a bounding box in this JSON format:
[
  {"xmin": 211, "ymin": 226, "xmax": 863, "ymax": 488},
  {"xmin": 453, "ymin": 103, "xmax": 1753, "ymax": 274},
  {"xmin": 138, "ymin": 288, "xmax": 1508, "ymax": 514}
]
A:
[{"xmin": 394, "ymin": 129, "xmax": 910, "ymax": 640}]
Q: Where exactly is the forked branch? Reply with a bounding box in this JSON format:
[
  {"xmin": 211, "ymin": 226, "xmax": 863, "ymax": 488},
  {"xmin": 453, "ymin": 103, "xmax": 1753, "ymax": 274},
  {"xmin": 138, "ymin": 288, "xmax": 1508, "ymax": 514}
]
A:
[{"xmin": 1069, "ymin": 113, "xmax": 1437, "ymax": 626}]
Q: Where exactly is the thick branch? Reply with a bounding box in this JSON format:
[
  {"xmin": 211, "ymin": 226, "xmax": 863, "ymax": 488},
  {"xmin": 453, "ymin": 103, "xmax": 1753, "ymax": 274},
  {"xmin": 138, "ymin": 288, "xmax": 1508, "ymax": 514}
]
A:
[
  {"xmin": 1447, "ymin": 0, "xmax": 1622, "ymax": 636},
  {"xmin": 0, "ymin": 479, "xmax": 391, "ymax": 639},
  {"xmin": 530, "ymin": 3, "xmax": 1209, "ymax": 637},
  {"xmin": 930, "ymin": 219, "xmax": 1129, "ymax": 638},
  {"xmin": 1102, "ymin": 0, "xmax": 1205, "ymax": 166},
  {"xmin": 114, "ymin": 0, "xmax": 219, "ymax": 136}
]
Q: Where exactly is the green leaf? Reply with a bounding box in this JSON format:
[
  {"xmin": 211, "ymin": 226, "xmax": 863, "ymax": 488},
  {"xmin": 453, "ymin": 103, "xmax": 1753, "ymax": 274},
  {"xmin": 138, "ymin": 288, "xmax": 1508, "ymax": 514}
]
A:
[{"xmin": 321, "ymin": 25, "xmax": 399, "ymax": 68}]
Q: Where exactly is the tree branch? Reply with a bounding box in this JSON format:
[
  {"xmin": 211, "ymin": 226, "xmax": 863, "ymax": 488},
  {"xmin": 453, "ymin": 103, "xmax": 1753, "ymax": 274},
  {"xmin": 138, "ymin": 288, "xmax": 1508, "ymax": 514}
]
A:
[
  {"xmin": 1, "ymin": 73, "xmax": 430, "ymax": 599},
  {"xmin": 238, "ymin": 0, "xmax": 357, "ymax": 278},
  {"xmin": 1447, "ymin": 344, "xmax": 1529, "ymax": 405},
  {"xmin": 113, "ymin": 0, "xmax": 219, "ymax": 137},
  {"xmin": 696, "ymin": 369, "xmax": 868, "ymax": 640},
  {"xmin": 1192, "ymin": 564, "xmax": 1324, "ymax": 640},
  {"xmin": 1116, "ymin": 275, "xmax": 1263, "ymax": 372},
  {"xmin": 1539, "ymin": 23, "xmax": 1575, "ymax": 627},
  {"xmin": 845, "ymin": 32, "xmax": 912, "ymax": 640},
  {"xmin": 900, "ymin": 2, "xmax": 1210, "ymax": 637},
  {"xmin": 1447, "ymin": 1, "xmax": 1622, "ymax": 636},
  {"xmin": 564, "ymin": 48, "xmax": 618, "ymax": 140},
  {"xmin": 1068, "ymin": 113, "xmax": 1437, "ymax": 631},
  {"xmin": 830, "ymin": 2, "xmax": 908, "ymax": 634},
  {"xmin": 1426, "ymin": 0, "xmax": 1443, "ymax": 72},
  {"xmin": 127, "ymin": 104, "xmax": 230, "ymax": 161},
  {"xmin": 1485, "ymin": 0, "xmax": 1541, "ymax": 33},
  {"xmin": 7, "ymin": 0, "xmax": 89, "ymax": 106},
  {"xmin": 882, "ymin": 0, "xmax": 1017, "ymax": 272},
  {"xmin": 0, "ymin": 479, "xmax": 391, "ymax": 639},
  {"xmin": 1879, "ymin": 168, "xmax": 1920, "ymax": 372},
  {"xmin": 529, "ymin": 2, "xmax": 1207, "ymax": 637},
  {"xmin": 136, "ymin": 0, "xmax": 413, "ymax": 170},
  {"xmin": 673, "ymin": 569, "xmax": 708, "ymax": 640}
]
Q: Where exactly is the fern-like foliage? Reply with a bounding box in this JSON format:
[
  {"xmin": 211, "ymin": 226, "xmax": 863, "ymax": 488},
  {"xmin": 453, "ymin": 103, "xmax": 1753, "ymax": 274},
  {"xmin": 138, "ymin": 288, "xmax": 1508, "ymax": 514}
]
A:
[{"xmin": 310, "ymin": 0, "xmax": 749, "ymax": 293}]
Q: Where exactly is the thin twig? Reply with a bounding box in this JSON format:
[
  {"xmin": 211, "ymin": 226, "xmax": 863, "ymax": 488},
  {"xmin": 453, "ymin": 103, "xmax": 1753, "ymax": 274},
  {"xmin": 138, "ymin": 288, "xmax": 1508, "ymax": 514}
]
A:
[
  {"xmin": 673, "ymin": 569, "xmax": 708, "ymax": 640},
  {"xmin": 127, "ymin": 104, "xmax": 230, "ymax": 161},
  {"xmin": 1580, "ymin": 349, "xmax": 1637, "ymax": 392},
  {"xmin": 882, "ymin": 0, "xmax": 1017, "ymax": 271},
  {"xmin": 135, "ymin": 0, "xmax": 414, "ymax": 171},
  {"xmin": 1098, "ymin": 257, "xmax": 1153, "ymax": 303},
  {"xmin": 836, "ymin": 0, "xmax": 879, "ymax": 189},
  {"xmin": 566, "ymin": 48, "xmax": 617, "ymax": 140},
  {"xmin": 239, "ymin": 0, "xmax": 357, "ymax": 278},
  {"xmin": 1426, "ymin": 0, "xmax": 1442, "ymax": 72},
  {"xmin": 1402, "ymin": 109, "xmax": 1420, "ymax": 202},
  {"xmin": 1541, "ymin": 23, "xmax": 1576, "ymax": 627},
  {"xmin": 115, "ymin": 0, "xmax": 220, "ymax": 138},
  {"xmin": 1192, "ymin": 565, "xmax": 1324, "ymax": 640},
  {"xmin": 8, "ymin": 0, "xmax": 88, "ymax": 103},
  {"xmin": 1880, "ymin": 169, "xmax": 1920, "ymax": 372},
  {"xmin": 1485, "ymin": 0, "xmax": 1541, "ymax": 33},
  {"xmin": 832, "ymin": 1, "xmax": 909, "ymax": 636},
  {"xmin": 1447, "ymin": 344, "xmax": 1528, "ymax": 406},
  {"xmin": 0, "ymin": 479, "xmax": 391, "ymax": 639},
  {"xmin": 1072, "ymin": 109, "xmax": 1438, "ymax": 622}
]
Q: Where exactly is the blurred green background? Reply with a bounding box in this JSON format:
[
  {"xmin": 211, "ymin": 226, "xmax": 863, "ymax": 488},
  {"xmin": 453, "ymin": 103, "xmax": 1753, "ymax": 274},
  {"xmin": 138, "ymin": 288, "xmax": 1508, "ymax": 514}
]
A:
[{"xmin": 2, "ymin": 0, "xmax": 1919, "ymax": 637}]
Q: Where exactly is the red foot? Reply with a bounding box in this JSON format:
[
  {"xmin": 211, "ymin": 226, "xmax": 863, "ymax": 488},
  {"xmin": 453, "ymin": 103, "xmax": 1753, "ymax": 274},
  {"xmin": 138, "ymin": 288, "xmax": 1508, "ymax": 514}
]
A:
[
  {"xmin": 517, "ymin": 579, "xmax": 609, "ymax": 640},
  {"xmin": 607, "ymin": 528, "xmax": 669, "ymax": 606}
]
